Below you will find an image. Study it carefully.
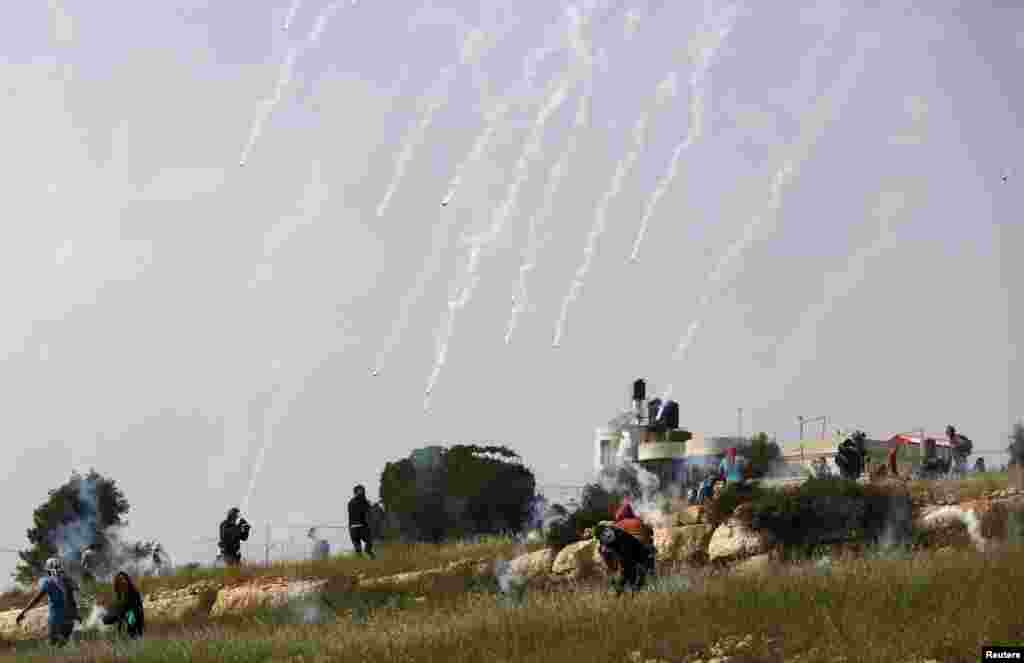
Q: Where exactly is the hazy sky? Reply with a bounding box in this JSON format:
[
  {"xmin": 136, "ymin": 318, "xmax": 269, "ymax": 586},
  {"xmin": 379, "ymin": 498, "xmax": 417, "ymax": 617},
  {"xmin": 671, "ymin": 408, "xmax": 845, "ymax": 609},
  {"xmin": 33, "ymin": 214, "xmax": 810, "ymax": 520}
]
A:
[{"xmin": 1, "ymin": 0, "xmax": 1019, "ymax": 578}]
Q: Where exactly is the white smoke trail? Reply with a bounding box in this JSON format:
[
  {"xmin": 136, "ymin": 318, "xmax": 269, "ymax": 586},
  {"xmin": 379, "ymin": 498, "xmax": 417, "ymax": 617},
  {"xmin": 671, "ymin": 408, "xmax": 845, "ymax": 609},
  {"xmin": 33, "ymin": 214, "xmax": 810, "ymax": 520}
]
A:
[
  {"xmin": 665, "ymin": 26, "xmax": 881, "ymax": 368},
  {"xmin": 240, "ymin": 0, "xmax": 347, "ymax": 167},
  {"xmin": 441, "ymin": 2, "xmax": 596, "ymax": 208},
  {"xmin": 552, "ymin": 70, "xmax": 679, "ymax": 348},
  {"xmin": 425, "ymin": 5, "xmax": 602, "ymax": 405},
  {"xmin": 671, "ymin": 159, "xmax": 793, "ymax": 361},
  {"xmin": 378, "ymin": 28, "xmax": 487, "ymax": 217},
  {"xmin": 440, "ymin": 101, "xmax": 510, "ymax": 208},
  {"xmin": 282, "ymin": 0, "xmax": 302, "ymax": 31},
  {"xmin": 425, "ymin": 70, "xmax": 575, "ymax": 398},
  {"xmin": 629, "ymin": 2, "xmax": 739, "ymax": 263},
  {"xmin": 505, "ymin": 84, "xmax": 590, "ymax": 345},
  {"xmin": 424, "ymin": 267, "xmax": 478, "ymax": 411},
  {"xmin": 377, "ymin": 64, "xmax": 457, "ymax": 217},
  {"xmin": 239, "ymin": 49, "xmax": 299, "ymax": 168},
  {"xmin": 763, "ymin": 187, "xmax": 914, "ymax": 385},
  {"xmin": 241, "ymin": 366, "xmax": 285, "ymax": 514},
  {"xmin": 372, "ymin": 207, "xmax": 464, "ymax": 376},
  {"xmin": 505, "ymin": 6, "xmax": 596, "ymax": 344}
]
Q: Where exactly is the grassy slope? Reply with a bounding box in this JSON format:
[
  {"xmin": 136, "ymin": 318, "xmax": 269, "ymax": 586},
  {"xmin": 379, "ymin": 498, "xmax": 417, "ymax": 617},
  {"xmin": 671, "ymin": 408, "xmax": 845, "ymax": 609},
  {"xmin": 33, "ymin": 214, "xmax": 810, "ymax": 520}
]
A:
[
  {"xmin": 0, "ymin": 473, "xmax": 1017, "ymax": 662},
  {"xmin": 1, "ymin": 545, "xmax": 1021, "ymax": 662}
]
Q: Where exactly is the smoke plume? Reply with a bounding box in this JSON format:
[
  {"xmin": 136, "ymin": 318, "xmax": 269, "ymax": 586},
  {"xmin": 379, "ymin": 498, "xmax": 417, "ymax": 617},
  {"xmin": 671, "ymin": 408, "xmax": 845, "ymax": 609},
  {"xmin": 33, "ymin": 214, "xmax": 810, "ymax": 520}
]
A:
[
  {"xmin": 239, "ymin": 0, "xmax": 348, "ymax": 167},
  {"xmin": 49, "ymin": 475, "xmax": 101, "ymax": 561},
  {"xmin": 493, "ymin": 557, "xmax": 528, "ymax": 606},
  {"xmin": 629, "ymin": 1, "xmax": 739, "ymax": 263},
  {"xmin": 598, "ymin": 454, "xmax": 677, "ymax": 528},
  {"xmin": 47, "ymin": 478, "xmax": 174, "ymax": 584}
]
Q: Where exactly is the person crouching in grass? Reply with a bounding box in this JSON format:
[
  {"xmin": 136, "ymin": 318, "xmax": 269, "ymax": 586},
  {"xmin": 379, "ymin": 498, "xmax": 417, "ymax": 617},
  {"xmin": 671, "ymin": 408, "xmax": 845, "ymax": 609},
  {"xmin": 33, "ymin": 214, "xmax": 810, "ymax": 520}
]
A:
[{"xmin": 101, "ymin": 572, "xmax": 144, "ymax": 639}]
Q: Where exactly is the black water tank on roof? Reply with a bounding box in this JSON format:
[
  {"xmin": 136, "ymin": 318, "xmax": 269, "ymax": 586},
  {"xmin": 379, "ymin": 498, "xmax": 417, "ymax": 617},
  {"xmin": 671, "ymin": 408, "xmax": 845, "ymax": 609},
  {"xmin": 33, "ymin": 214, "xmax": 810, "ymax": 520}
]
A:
[
  {"xmin": 662, "ymin": 401, "xmax": 680, "ymax": 430},
  {"xmin": 633, "ymin": 379, "xmax": 646, "ymax": 402}
]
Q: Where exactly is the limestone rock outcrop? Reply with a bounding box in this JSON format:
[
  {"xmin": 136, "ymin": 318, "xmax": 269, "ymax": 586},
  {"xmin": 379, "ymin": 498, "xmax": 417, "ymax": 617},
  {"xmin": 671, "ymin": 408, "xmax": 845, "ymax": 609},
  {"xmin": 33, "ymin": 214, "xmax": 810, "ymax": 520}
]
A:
[{"xmin": 708, "ymin": 518, "xmax": 773, "ymax": 563}]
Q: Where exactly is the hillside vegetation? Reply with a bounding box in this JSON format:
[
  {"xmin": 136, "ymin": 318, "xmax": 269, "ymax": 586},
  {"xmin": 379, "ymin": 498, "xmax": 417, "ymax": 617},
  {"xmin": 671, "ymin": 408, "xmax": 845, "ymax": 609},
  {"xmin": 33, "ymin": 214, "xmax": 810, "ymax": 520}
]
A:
[{"xmin": 0, "ymin": 472, "xmax": 1018, "ymax": 662}]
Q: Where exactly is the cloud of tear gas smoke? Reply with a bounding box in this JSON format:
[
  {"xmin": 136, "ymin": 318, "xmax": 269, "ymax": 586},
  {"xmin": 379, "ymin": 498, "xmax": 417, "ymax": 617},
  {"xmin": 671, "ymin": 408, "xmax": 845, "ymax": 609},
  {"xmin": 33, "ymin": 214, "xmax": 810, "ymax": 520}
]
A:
[
  {"xmin": 922, "ymin": 506, "xmax": 986, "ymax": 551},
  {"xmin": 282, "ymin": 0, "xmax": 303, "ymax": 32},
  {"xmin": 664, "ymin": 27, "xmax": 880, "ymax": 371},
  {"xmin": 506, "ymin": 22, "xmax": 594, "ymax": 344},
  {"xmin": 493, "ymin": 557, "xmax": 528, "ymax": 606},
  {"xmin": 597, "ymin": 458, "xmax": 678, "ymax": 528},
  {"xmin": 876, "ymin": 494, "xmax": 913, "ymax": 549},
  {"xmin": 372, "ymin": 207, "xmax": 465, "ymax": 377},
  {"xmin": 239, "ymin": 0, "xmax": 349, "ymax": 167},
  {"xmin": 629, "ymin": 1, "xmax": 739, "ymax": 263},
  {"xmin": 426, "ymin": 7, "xmax": 600, "ymax": 407},
  {"xmin": 49, "ymin": 476, "xmax": 101, "ymax": 570},
  {"xmin": 553, "ymin": 70, "xmax": 678, "ymax": 348},
  {"xmin": 494, "ymin": 557, "xmax": 524, "ymax": 593},
  {"xmin": 86, "ymin": 525, "xmax": 173, "ymax": 581},
  {"xmin": 377, "ymin": 28, "xmax": 488, "ymax": 217}
]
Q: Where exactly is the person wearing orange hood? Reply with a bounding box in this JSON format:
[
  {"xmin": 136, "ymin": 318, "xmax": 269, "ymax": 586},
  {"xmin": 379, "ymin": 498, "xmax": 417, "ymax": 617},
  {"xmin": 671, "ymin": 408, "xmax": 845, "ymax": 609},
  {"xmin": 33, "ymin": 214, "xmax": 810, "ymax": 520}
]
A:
[
  {"xmin": 592, "ymin": 499, "xmax": 656, "ymax": 595},
  {"xmin": 613, "ymin": 501, "xmax": 652, "ymax": 546}
]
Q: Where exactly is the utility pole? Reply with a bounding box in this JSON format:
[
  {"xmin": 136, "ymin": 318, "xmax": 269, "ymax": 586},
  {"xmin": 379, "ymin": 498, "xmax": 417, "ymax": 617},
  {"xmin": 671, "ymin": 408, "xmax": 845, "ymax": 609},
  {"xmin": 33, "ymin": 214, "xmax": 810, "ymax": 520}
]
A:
[
  {"xmin": 265, "ymin": 522, "xmax": 270, "ymax": 566},
  {"xmin": 737, "ymin": 408, "xmax": 743, "ymax": 442}
]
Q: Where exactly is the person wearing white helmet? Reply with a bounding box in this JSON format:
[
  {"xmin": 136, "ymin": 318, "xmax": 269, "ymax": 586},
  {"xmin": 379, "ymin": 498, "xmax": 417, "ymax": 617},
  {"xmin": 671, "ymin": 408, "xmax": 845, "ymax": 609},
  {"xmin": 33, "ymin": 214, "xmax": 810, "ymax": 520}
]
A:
[{"xmin": 17, "ymin": 557, "xmax": 81, "ymax": 646}]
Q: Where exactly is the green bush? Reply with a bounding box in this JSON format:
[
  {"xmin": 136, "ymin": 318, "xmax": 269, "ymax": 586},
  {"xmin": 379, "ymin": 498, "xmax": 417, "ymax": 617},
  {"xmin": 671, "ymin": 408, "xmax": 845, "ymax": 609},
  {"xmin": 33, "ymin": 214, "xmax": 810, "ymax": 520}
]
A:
[
  {"xmin": 704, "ymin": 483, "xmax": 772, "ymax": 526},
  {"xmin": 737, "ymin": 477, "xmax": 911, "ymax": 548}
]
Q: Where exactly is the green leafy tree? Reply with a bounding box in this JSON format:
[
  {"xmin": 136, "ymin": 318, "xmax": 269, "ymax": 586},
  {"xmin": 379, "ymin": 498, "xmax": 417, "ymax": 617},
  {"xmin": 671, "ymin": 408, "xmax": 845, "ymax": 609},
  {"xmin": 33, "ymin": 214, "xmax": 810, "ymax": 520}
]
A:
[
  {"xmin": 15, "ymin": 470, "xmax": 130, "ymax": 585},
  {"xmin": 379, "ymin": 444, "xmax": 536, "ymax": 543}
]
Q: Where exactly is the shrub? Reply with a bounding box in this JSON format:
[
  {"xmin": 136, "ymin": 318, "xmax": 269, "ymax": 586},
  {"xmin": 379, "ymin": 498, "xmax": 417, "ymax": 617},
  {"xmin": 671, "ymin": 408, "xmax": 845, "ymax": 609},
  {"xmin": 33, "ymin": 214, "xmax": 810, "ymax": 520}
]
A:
[{"xmin": 736, "ymin": 477, "xmax": 912, "ymax": 548}]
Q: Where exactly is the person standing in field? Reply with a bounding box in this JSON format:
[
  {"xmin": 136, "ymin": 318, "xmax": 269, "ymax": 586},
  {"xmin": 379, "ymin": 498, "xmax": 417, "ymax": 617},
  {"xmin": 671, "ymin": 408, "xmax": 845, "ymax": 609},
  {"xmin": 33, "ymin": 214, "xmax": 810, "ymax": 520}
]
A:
[
  {"xmin": 16, "ymin": 557, "xmax": 80, "ymax": 647},
  {"xmin": 348, "ymin": 485, "xmax": 375, "ymax": 559}
]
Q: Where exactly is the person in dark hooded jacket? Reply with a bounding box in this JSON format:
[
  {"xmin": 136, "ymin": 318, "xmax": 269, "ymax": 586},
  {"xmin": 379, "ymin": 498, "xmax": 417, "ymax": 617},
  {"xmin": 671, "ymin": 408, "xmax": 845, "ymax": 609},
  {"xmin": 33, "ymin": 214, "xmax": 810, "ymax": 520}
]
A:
[
  {"xmin": 348, "ymin": 485, "xmax": 375, "ymax": 559},
  {"xmin": 594, "ymin": 501, "xmax": 656, "ymax": 595},
  {"xmin": 102, "ymin": 572, "xmax": 144, "ymax": 639}
]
